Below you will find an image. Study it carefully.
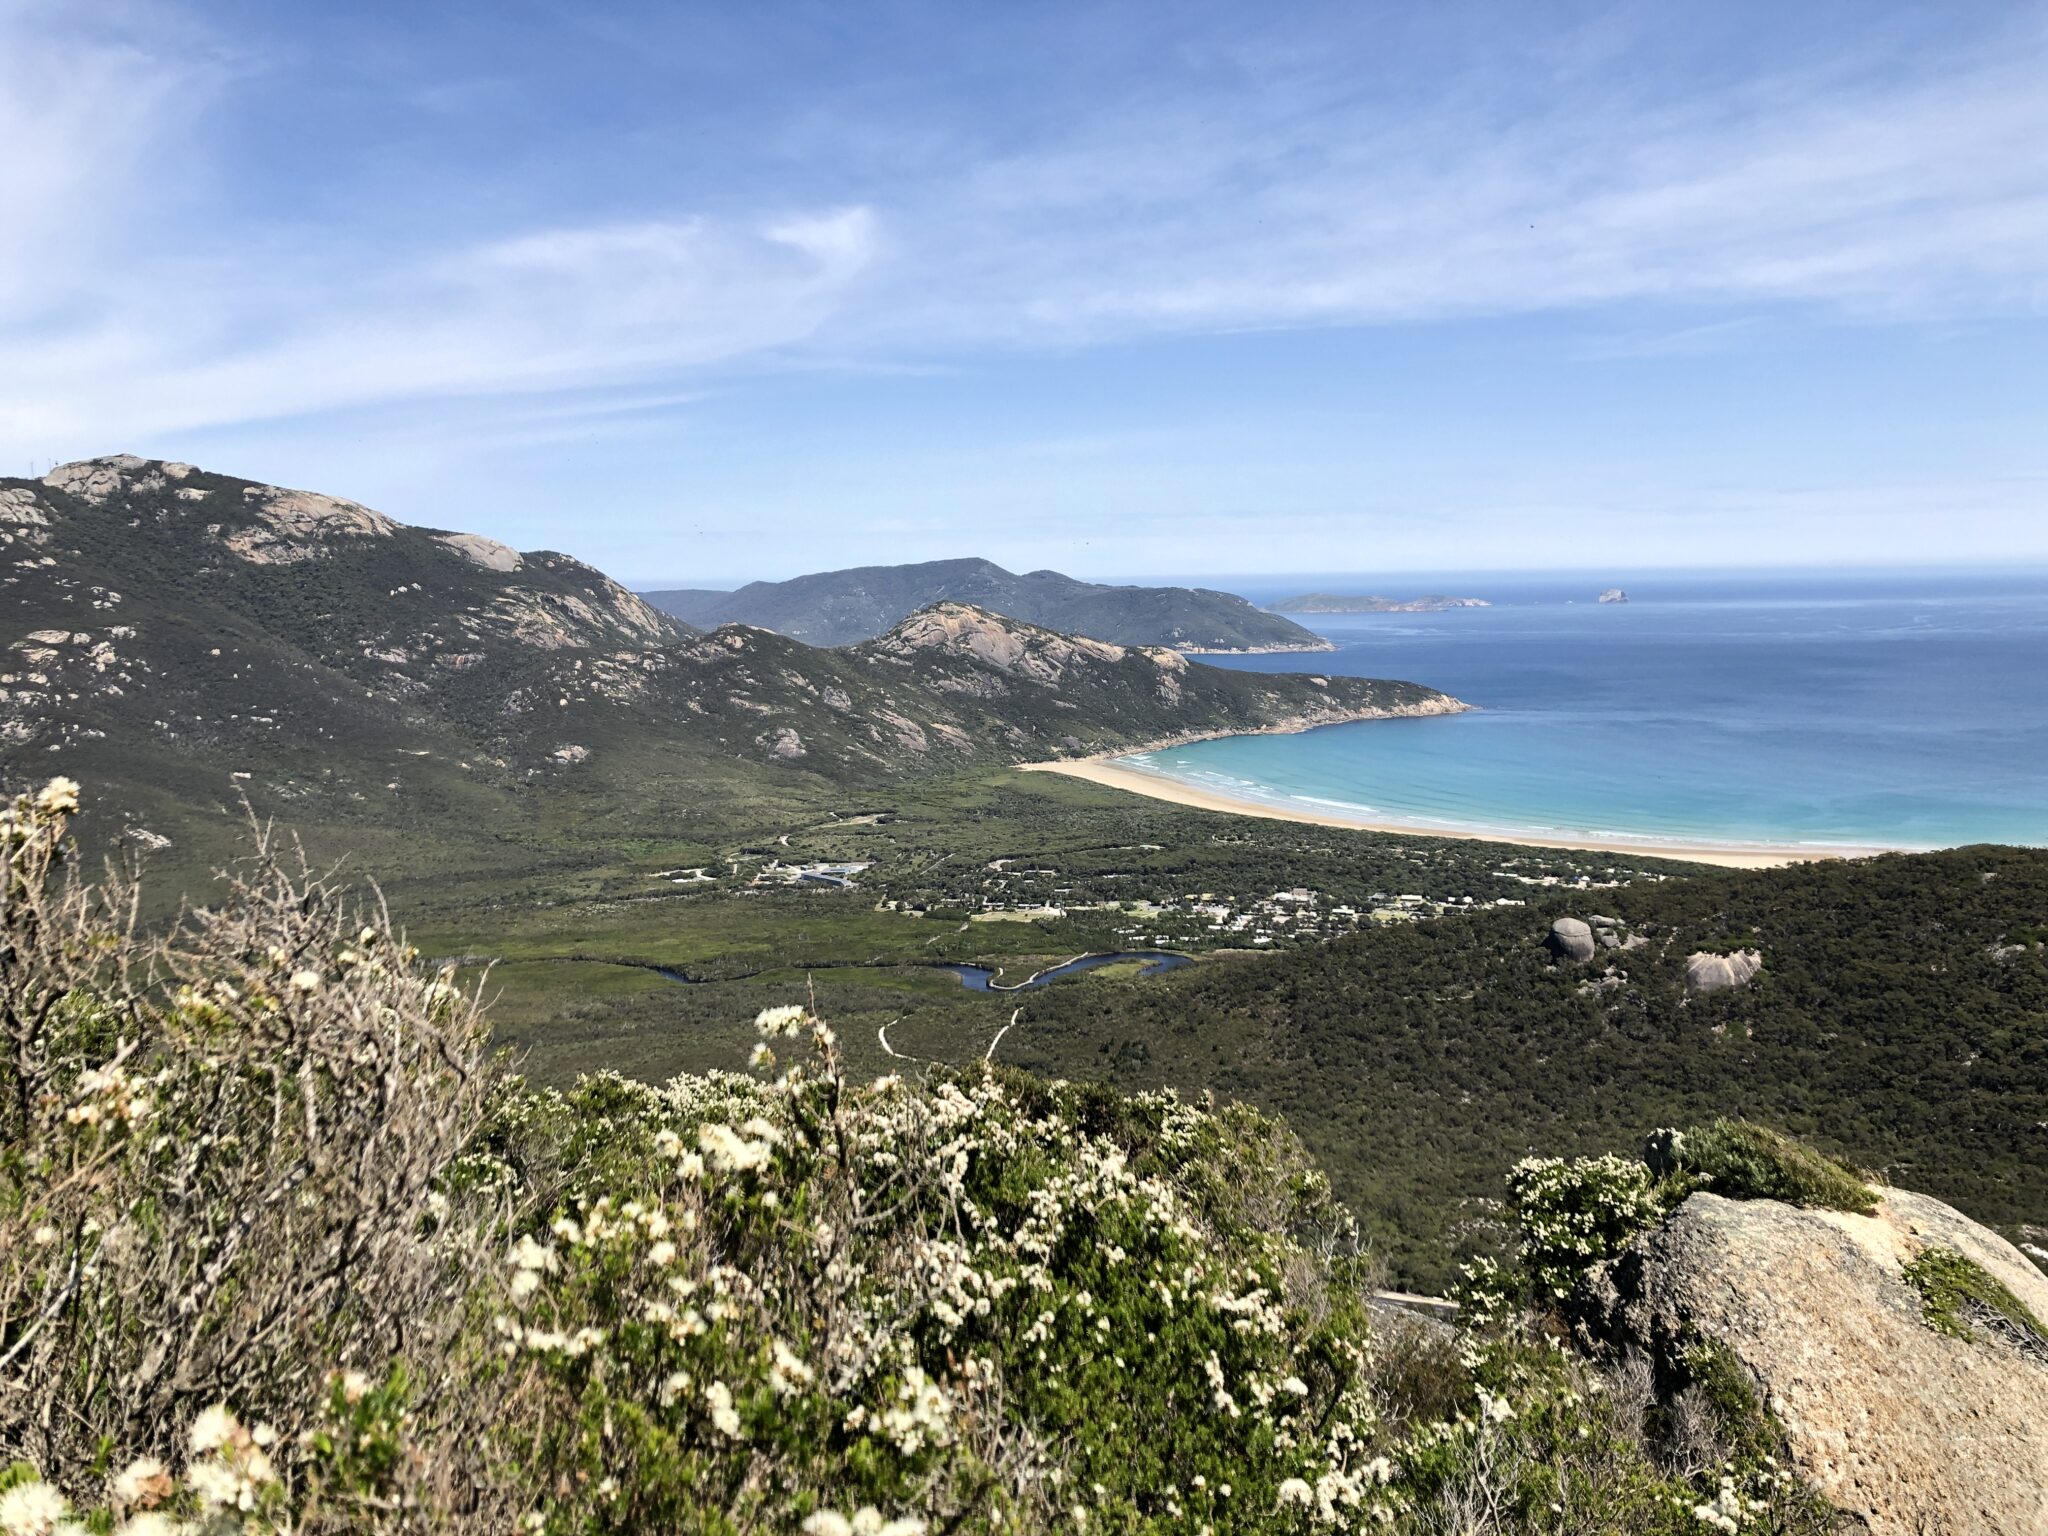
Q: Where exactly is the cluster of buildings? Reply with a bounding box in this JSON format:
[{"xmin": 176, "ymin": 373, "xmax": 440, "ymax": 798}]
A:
[{"xmin": 752, "ymin": 859, "xmax": 873, "ymax": 888}]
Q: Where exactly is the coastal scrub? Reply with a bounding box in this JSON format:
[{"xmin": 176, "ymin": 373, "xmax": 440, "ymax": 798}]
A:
[{"xmin": 1, "ymin": 778, "xmax": 1847, "ymax": 1533}]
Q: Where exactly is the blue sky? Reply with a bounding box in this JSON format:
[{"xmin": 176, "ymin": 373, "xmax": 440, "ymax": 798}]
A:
[{"xmin": 5, "ymin": 0, "xmax": 2047, "ymax": 581}]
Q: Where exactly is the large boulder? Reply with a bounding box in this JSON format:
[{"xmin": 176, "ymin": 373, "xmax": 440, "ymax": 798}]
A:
[
  {"xmin": 1545, "ymin": 916, "xmax": 1596, "ymax": 963},
  {"xmin": 1685, "ymin": 948, "xmax": 1763, "ymax": 991},
  {"xmin": 1583, "ymin": 1189, "xmax": 2048, "ymax": 1534}
]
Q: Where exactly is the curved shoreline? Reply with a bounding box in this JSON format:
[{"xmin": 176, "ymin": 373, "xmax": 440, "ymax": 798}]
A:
[{"xmin": 1018, "ymin": 756, "xmax": 1898, "ymax": 869}]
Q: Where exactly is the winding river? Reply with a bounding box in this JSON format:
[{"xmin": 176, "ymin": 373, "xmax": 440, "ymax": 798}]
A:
[{"xmin": 941, "ymin": 950, "xmax": 1192, "ymax": 992}]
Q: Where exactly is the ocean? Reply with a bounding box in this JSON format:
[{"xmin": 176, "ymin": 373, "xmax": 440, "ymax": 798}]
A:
[{"xmin": 1118, "ymin": 570, "xmax": 2048, "ymax": 853}]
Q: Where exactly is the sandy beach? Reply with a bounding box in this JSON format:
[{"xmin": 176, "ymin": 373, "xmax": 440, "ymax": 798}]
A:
[{"xmin": 1018, "ymin": 756, "xmax": 1896, "ymax": 869}]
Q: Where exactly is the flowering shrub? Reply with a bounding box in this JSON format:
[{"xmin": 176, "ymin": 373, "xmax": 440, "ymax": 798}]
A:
[
  {"xmin": 0, "ymin": 780, "xmax": 508, "ymax": 1531},
  {"xmin": 1506, "ymin": 1155, "xmax": 1664, "ymax": 1302},
  {"xmin": 478, "ymin": 1007, "xmax": 1400, "ymax": 1532}
]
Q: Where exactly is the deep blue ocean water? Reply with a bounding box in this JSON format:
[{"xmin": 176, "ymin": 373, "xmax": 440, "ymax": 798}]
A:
[{"xmin": 1118, "ymin": 570, "xmax": 2048, "ymax": 852}]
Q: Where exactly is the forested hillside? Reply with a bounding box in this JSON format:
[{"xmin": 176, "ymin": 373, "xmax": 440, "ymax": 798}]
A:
[
  {"xmin": 645, "ymin": 556, "xmax": 1330, "ymax": 650},
  {"xmin": 1006, "ymin": 845, "xmax": 2048, "ymax": 1287}
]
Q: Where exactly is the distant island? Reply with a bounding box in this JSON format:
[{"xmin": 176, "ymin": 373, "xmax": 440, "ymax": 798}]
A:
[
  {"xmin": 1266, "ymin": 592, "xmax": 1491, "ymax": 614},
  {"xmin": 1598, "ymin": 587, "xmax": 1629, "ymax": 603}
]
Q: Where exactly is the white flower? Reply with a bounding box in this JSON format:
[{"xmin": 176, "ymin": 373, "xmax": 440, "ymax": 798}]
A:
[
  {"xmin": 29, "ymin": 1225, "xmax": 56, "ymax": 1247},
  {"xmin": 0, "ymin": 1480, "xmax": 68, "ymax": 1536},
  {"xmin": 754, "ymin": 1005, "xmax": 808, "ymax": 1037},
  {"xmin": 186, "ymin": 1460, "xmax": 241, "ymax": 1508},
  {"xmin": 648, "ymin": 1239, "xmax": 677, "ymax": 1266},
  {"xmin": 111, "ymin": 1455, "xmax": 169, "ymax": 1506},
  {"xmin": 115, "ymin": 1514, "xmax": 181, "ymax": 1536},
  {"xmin": 809, "ymin": 1512, "xmax": 922, "ymax": 1536},
  {"xmin": 704, "ymin": 1380, "xmax": 743, "ymax": 1438},
  {"xmin": 34, "ymin": 777, "xmax": 80, "ymax": 816},
  {"xmin": 189, "ymin": 1403, "xmax": 240, "ymax": 1453},
  {"xmin": 510, "ymin": 1234, "xmax": 556, "ymax": 1272},
  {"xmin": 288, "ymin": 969, "xmax": 322, "ymax": 993},
  {"xmin": 338, "ymin": 1369, "xmax": 372, "ymax": 1404},
  {"xmin": 770, "ymin": 1339, "xmax": 815, "ymax": 1394},
  {"xmin": 1277, "ymin": 1478, "xmax": 1312, "ymax": 1508},
  {"xmin": 698, "ymin": 1122, "xmax": 773, "ymax": 1173}
]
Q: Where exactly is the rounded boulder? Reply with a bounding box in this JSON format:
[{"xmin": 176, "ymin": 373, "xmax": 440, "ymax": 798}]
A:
[{"xmin": 1545, "ymin": 916, "xmax": 1596, "ymax": 963}]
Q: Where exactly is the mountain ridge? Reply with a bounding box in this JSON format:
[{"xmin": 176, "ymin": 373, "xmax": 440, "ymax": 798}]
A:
[
  {"xmin": 644, "ymin": 556, "xmax": 1334, "ymax": 651},
  {"xmin": 2, "ymin": 457, "xmax": 1458, "ymax": 868}
]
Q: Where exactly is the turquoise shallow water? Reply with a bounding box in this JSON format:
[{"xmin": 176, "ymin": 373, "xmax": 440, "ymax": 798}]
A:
[{"xmin": 1120, "ymin": 572, "xmax": 2048, "ymax": 852}]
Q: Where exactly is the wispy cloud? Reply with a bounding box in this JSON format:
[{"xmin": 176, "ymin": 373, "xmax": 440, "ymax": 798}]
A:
[
  {"xmin": 4, "ymin": 194, "xmax": 880, "ymax": 445},
  {"xmin": 869, "ymin": 13, "xmax": 2048, "ymax": 344},
  {"xmin": 4, "ymin": 0, "xmax": 2048, "ymax": 465},
  {"xmin": 0, "ymin": 0, "xmax": 221, "ymax": 319},
  {"xmin": 0, "ymin": 2, "xmax": 880, "ymax": 452}
]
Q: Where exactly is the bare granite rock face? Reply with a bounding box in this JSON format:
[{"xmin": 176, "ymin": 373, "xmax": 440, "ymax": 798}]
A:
[
  {"xmin": 876, "ymin": 601, "xmax": 1134, "ymax": 684},
  {"xmin": 1583, "ymin": 1190, "xmax": 2048, "ymax": 1535},
  {"xmin": 42, "ymin": 453, "xmax": 157, "ymax": 503},
  {"xmin": 435, "ymin": 531, "xmax": 524, "ymax": 571},
  {"xmin": 222, "ymin": 485, "xmax": 400, "ymax": 564},
  {"xmin": 1546, "ymin": 916, "xmax": 1596, "ymax": 963},
  {"xmin": 1686, "ymin": 949, "xmax": 1764, "ymax": 991}
]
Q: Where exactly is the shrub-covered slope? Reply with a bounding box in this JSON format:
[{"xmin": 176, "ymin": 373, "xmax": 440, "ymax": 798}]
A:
[
  {"xmin": 1008, "ymin": 844, "xmax": 2048, "ymax": 1287},
  {"xmin": 0, "ymin": 780, "xmax": 1857, "ymax": 1535},
  {"xmin": 645, "ymin": 556, "xmax": 1332, "ymax": 651}
]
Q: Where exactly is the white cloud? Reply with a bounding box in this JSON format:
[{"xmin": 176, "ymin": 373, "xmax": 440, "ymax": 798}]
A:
[
  {"xmin": 0, "ymin": 0, "xmax": 219, "ymax": 319},
  {"xmin": 4, "ymin": 1, "xmax": 2048, "ymax": 467},
  {"xmin": 3, "ymin": 203, "xmax": 879, "ymax": 449},
  {"xmin": 0, "ymin": 5, "xmax": 879, "ymax": 455},
  {"xmin": 861, "ymin": 14, "xmax": 2048, "ymax": 343}
]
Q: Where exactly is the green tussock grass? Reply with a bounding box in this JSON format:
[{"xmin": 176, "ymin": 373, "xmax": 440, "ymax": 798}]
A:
[
  {"xmin": 1674, "ymin": 1119, "xmax": 1878, "ymax": 1213},
  {"xmin": 1902, "ymin": 1247, "xmax": 2048, "ymax": 1347}
]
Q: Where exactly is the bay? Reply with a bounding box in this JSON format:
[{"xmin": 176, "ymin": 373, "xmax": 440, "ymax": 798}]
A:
[{"xmin": 1121, "ymin": 570, "xmax": 2048, "ymax": 852}]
